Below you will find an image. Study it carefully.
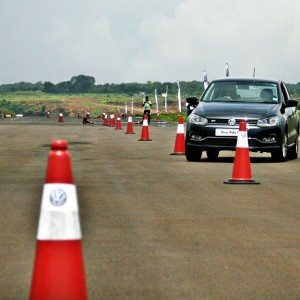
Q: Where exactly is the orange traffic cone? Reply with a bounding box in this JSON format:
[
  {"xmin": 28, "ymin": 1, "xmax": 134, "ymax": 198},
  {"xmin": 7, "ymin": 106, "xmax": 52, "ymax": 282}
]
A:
[
  {"xmin": 30, "ymin": 140, "xmax": 87, "ymax": 299},
  {"xmin": 115, "ymin": 114, "xmax": 122, "ymax": 130},
  {"xmin": 224, "ymin": 120, "xmax": 260, "ymax": 184},
  {"xmin": 139, "ymin": 114, "xmax": 152, "ymax": 141},
  {"xmin": 103, "ymin": 113, "xmax": 108, "ymax": 126},
  {"xmin": 58, "ymin": 113, "xmax": 64, "ymax": 123},
  {"xmin": 170, "ymin": 115, "xmax": 185, "ymax": 155},
  {"xmin": 125, "ymin": 115, "xmax": 135, "ymax": 134},
  {"xmin": 109, "ymin": 114, "xmax": 115, "ymax": 127}
]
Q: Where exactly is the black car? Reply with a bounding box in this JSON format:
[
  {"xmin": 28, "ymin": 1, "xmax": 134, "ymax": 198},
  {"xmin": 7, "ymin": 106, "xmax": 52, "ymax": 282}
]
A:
[{"xmin": 185, "ymin": 78, "xmax": 299, "ymax": 162}]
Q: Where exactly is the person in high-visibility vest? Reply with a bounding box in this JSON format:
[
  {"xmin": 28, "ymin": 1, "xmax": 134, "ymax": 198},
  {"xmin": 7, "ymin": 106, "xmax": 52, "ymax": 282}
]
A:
[{"xmin": 142, "ymin": 96, "xmax": 152, "ymax": 123}]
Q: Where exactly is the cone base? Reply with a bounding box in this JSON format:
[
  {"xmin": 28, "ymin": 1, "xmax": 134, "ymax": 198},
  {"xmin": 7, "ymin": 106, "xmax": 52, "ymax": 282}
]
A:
[
  {"xmin": 224, "ymin": 179, "xmax": 260, "ymax": 184},
  {"xmin": 170, "ymin": 152, "xmax": 185, "ymax": 155},
  {"xmin": 139, "ymin": 139, "xmax": 152, "ymax": 141},
  {"xmin": 30, "ymin": 240, "xmax": 87, "ymax": 299},
  {"xmin": 125, "ymin": 132, "xmax": 135, "ymax": 134}
]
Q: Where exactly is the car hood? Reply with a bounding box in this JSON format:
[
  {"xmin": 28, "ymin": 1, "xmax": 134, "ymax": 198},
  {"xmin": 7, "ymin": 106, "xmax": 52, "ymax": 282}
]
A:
[{"xmin": 194, "ymin": 102, "xmax": 279, "ymax": 119}]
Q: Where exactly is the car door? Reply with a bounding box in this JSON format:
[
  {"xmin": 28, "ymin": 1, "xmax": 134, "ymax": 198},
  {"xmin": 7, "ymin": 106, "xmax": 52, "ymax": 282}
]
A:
[{"xmin": 281, "ymin": 82, "xmax": 298, "ymax": 144}]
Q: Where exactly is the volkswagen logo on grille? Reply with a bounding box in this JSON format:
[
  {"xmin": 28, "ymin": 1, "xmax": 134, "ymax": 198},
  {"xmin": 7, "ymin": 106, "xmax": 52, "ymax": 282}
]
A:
[
  {"xmin": 228, "ymin": 117, "xmax": 236, "ymax": 126},
  {"xmin": 50, "ymin": 189, "xmax": 67, "ymax": 206}
]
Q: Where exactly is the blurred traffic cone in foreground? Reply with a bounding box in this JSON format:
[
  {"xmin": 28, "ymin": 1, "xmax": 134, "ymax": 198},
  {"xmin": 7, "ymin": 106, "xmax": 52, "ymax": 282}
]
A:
[
  {"xmin": 224, "ymin": 120, "xmax": 260, "ymax": 184},
  {"xmin": 30, "ymin": 140, "xmax": 87, "ymax": 299},
  {"xmin": 58, "ymin": 113, "xmax": 64, "ymax": 123},
  {"xmin": 139, "ymin": 115, "xmax": 151, "ymax": 141},
  {"xmin": 170, "ymin": 115, "xmax": 185, "ymax": 155},
  {"xmin": 115, "ymin": 114, "xmax": 122, "ymax": 130},
  {"xmin": 125, "ymin": 114, "xmax": 135, "ymax": 134}
]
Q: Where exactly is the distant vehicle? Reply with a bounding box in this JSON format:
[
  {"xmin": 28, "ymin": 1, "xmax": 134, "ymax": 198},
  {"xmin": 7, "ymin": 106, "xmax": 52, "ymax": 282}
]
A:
[{"xmin": 185, "ymin": 78, "xmax": 299, "ymax": 162}]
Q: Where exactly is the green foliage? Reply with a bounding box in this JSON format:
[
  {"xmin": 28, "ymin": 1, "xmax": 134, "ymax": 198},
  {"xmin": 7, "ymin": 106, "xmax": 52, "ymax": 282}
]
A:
[
  {"xmin": 0, "ymin": 81, "xmax": 43, "ymax": 92},
  {"xmin": 43, "ymin": 81, "xmax": 57, "ymax": 93},
  {"xmin": 1, "ymin": 76, "xmax": 299, "ymax": 118},
  {"xmin": 91, "ymin": 80, "xmax": 204, "ymax": 97},
  {"xmin": 156, "ymin": 113, "xmax": 187, "ymax": 122},
  {"xmin": 43, "ymin": 75, "xmax": 95, "ymax": 93},
  {"xmin": 286, "ymin": 83, "xmax": 300, "ymax": 98},
  {"xmin": 0, "ymin": 99, "xmax": 44, "ymax": 116},
  {"xmin": 70, "ymin": 75, "xmax": 95, "ymax": 93},
  {"xmin": 1, "ymin": 76, "xmax": 300, "ymax": 98}
]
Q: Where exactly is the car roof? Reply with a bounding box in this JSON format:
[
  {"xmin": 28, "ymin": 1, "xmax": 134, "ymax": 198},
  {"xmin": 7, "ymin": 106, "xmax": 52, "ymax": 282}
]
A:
[{"xmin": 212, "ymin": 77, "xmax": 280, "ymax": 84}]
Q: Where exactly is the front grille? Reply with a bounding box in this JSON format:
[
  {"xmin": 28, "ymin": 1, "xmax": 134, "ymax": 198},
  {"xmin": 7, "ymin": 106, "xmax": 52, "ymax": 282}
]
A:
[
  {"xmin": 204, "ymin": 137, "xmax": 237, "ymax": 147},
  {"xmin": 197, "ymin": 137, "xmax": 262, "ymax": 148},
  {"xmin": 207, "ymin": 118, "xmax": 257, "ymax": 125}
]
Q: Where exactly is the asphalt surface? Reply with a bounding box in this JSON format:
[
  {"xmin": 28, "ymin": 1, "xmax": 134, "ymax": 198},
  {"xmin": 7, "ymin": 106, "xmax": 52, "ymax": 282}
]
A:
[{"xmin": 0, "ymin": 117, "xmax": 299, "ymax": 299}]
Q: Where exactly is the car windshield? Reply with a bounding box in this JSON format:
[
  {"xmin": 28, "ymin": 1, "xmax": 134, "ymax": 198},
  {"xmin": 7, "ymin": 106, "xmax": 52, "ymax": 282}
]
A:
[{"xmin": 202, "ymin": 81, "xmax": 279, "ymax": 103}]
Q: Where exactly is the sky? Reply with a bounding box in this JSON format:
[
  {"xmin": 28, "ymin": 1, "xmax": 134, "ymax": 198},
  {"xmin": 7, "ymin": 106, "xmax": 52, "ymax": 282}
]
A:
[{"xmin": 0, "ymin": 0, "xmax": 300, "ymax": 84}]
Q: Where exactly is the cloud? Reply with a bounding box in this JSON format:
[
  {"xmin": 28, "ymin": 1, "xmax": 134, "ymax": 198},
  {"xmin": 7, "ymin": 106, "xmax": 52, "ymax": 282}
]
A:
[
  {"xmin": 125, "ymin": 0, "xmax": 300, "ymax": 83},
  {"xmin": 0, "ymin": 0, "xmax": 299, "ymax": 84}
]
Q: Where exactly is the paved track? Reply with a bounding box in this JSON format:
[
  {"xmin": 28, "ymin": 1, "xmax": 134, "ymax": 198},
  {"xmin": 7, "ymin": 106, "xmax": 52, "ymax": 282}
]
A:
[{"xmin": 0, "ymin": 118, "xmax": 299, "ymax": 299}]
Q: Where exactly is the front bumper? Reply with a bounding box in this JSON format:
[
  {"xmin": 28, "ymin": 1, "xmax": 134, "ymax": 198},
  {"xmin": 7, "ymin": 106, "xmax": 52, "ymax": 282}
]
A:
[{"xmin": 186, "ymin": 124, "xmax": 284, "ymax": 152}]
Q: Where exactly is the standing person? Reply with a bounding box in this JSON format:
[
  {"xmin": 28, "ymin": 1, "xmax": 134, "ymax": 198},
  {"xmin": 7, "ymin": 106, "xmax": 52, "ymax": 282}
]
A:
[{"xmin": 142, "ymin": 96, "xmax": 152, "ymax": 123}]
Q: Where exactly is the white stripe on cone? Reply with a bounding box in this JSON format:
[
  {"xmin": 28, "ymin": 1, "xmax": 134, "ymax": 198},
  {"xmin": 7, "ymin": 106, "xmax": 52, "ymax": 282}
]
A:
[
  {"xmin": 143, "ymin": 118, "xmax": 148, "ymax": 126},
  {"xmin": 236, "ymin": 131, "xmax": 249, "ymax": 148},
  {"xmin": 128, "ymin": 116, "xmax": 132, "ymax": 123},
  {"xmin": 37, "ymin": 183, "xmax": 81, "ymax": 240},
  {"xmin": 177, "ymin": 123, "xmax": 184, "ymax": 134}
]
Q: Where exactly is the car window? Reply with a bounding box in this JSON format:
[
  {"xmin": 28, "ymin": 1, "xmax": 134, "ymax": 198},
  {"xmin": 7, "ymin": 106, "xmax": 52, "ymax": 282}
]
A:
[{"xmin": 203, "ymin": 81, "xmax": 279, "ymax": 103}]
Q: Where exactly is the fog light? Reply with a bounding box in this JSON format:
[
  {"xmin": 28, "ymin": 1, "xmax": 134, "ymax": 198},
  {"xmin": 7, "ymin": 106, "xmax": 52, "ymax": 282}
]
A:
[
  {"xmin": 262, "ymin": 137, "xmax": 276, "ymax": 143},
  {"xmin": 191, "ymin": 135, "xmax": 203, "ymax": 141}
]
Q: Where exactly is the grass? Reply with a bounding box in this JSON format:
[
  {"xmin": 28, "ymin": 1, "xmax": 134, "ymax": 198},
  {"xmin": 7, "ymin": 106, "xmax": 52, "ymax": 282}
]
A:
[
  {"xmin": 0, "ymin": 91, "xmax": 182, "ymax": 117},
  {"xmin": 0, "ymin": 91, "xmax": 299, "ymax": 120}
]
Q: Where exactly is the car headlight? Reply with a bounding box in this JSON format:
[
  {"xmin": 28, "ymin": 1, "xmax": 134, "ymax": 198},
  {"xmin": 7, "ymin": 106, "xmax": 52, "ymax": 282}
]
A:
[
  {"xmin": 257, "ymin": 116, "xmax": 279, "ymax": 127},
  {"xmin": 189, "ymin": 114, "xmax": 208, "ymax": 125}
]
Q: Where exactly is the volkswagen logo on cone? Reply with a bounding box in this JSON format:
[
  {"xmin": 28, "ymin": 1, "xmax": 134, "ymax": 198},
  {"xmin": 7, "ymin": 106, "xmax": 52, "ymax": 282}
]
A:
[{"xmin": 50, "ymin": 188, "xmax": 67, "ymax": 206}]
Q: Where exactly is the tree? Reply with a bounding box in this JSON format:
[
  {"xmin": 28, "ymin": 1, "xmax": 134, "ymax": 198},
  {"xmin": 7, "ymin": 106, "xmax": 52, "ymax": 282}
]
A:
[
  {"xmin": 56, "ymin": 81, "xmax": 72, "ymax": 93},
  {"xmin": 43, "ymin": 81, "xmax": 57, "ymax": 93},
  {"xmin": 70, "ymin": 75, "xmax": 95, "ymax": 93}
]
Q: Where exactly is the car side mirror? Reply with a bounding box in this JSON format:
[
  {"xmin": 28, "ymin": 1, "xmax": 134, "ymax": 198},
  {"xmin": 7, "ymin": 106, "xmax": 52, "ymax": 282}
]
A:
[
  {"xmin": 286, "ymin": 99, "xmax": 298, "ymax": 108},
  {"xmin": 280, "ymin": 99, "xmax": 298, "ymax": 114},
  {"xmin": 186, "ymin": 96, "xmax": 199, "ymax": 106}
]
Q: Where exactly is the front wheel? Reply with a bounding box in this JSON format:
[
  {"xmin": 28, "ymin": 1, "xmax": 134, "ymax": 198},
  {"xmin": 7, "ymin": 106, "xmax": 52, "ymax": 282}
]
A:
[
  {"xmin": 185, "ymin": 145, "xmax": 202, "ymax": 162},
  {"xmin": 206, "ymin": 149, "xmax": 219, "ymax": 161},
  {"xmin": 271, "ymin": 133, "xmax": 288, "ymax": 162},
  {"xmin": 287, "ymin": 133, "xmax": 299, "ymax": 160}
]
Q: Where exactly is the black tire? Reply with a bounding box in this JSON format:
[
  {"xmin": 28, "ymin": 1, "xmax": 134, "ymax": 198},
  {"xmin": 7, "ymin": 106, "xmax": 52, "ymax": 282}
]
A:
[
  {"xmin": 206, "ymin": 149, "xmax": 219, "ymax": 161},
  {"xmin": 185, "ymin": 145, "xmax": 202, "ymax": 162},
  {"xmin": 271, "ymin": 132, "xmax": 288, "ymax": 162},
  {"xmin": 287, "ymin": 134, "xmax": 299, "ymax": 160}
]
